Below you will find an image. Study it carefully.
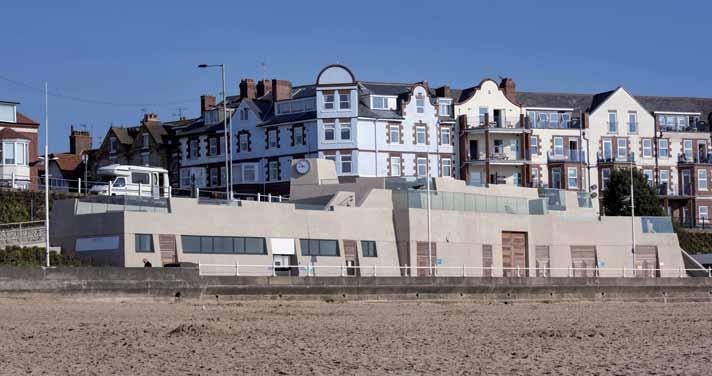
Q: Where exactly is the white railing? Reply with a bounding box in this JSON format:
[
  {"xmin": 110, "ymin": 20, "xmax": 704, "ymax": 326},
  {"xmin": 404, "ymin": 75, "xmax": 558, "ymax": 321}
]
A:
[
  {"xmin": 0, "ymin": 220, "xmax": 46, "ymax": 247},
  {"xmin": 198, "ymin": 263, "xmax": 712, "ymax": 278}
]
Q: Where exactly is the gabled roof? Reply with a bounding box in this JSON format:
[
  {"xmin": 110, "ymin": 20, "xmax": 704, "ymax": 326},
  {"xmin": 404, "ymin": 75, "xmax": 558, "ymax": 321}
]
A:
[
  {"xmin": 110, "ymin": 127, "xmax": 138, "ymax": 144},
  {"xmin": 142, "ymin": 122, "xmax": 168, "ymax": 144},
  {"xmin": 588, "ymin": 89, "xmax": 619, "ymax": 113},
  {"xmin": 16, "ymin": 112, "xmax": 39, "ymax": 125},
  {"xmin": 0, "ymin": 128, "xmax": 31, "ymax": 140},
  {"xmin": 516, "ymin": 92, "xmax": 594, "ymax": 113},
  {"xmin": 635, "ymin": 96, "xmax": 712, "ymax": 121}
]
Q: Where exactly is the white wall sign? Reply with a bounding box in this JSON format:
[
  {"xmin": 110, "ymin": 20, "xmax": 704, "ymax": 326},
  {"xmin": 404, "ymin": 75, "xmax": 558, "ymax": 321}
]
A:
[{"xmin": 270, "ymin": 238, "xmax": 295, "ymax": 255}]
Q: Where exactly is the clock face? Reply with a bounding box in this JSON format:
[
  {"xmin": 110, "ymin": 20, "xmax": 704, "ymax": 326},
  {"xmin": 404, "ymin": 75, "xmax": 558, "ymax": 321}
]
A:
[{"xmin": 296, "ymin": 160, "xmax": 310, "ymax": 174}]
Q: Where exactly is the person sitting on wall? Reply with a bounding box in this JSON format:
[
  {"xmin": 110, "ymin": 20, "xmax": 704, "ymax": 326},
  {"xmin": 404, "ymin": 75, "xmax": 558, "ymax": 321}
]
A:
[{"xmin": 143, "ymin": 258, "xmax": 152, "ymax": 268}]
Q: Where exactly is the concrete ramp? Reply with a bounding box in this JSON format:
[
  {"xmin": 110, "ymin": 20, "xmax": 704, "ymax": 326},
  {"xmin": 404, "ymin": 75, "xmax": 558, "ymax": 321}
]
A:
[{"xmin": 681, "ymin": 249, "xmax": 709, "ymax": 277}]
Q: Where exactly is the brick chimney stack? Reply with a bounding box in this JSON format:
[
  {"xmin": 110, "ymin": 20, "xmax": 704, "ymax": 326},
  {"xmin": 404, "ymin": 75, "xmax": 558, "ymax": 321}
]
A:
[
  {"xmin": 256, "ymin": 80, "xmax": 272, "ymax": 98},
  {"xmin": 271, "ymin": 79, "xmax": 292, "ymax": 101},
  {"xmin": 499, "ymin": 78, "xmax": 517, "ymax": 104},
  {"xmin": 69, "ymin": 125, "xmax": 92, "ymax": 155},
  {"xmin": 239, "ymin": 79, "xmax": 257, "ymax": 99},
  {"xmin": 435, "ymin": 85, "xmax": 452, "ymax": 98},
  {"xmin": 200, "ymin": 95, "xmax": 216, "ymax": 113},
  {"xmin": 142, "ymin": 113, "xmax": 160, "ymax": 124}
]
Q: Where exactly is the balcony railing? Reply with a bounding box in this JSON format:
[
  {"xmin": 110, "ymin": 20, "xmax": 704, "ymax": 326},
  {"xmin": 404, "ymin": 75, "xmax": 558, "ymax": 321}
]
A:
[
  {"xmin": 469, "ymin": 150, "xmax": 530, "ymax": 162},
  {"xmin": 597, "ymin": 152, "xmax": 635, "ymax": 163},
  {"xmin": 547, "ymin": 150, "xmax": 585, "ymax": 163},
  {"xmin": 659, "ymin": 121, "xmax": 709, "ymax": 133},
  {"xmin": 527, "ymin": 117, "xmax": 582, "ymax": 129},
  {"xmin": 677, "ymin": 152, "xmax": 712, "ymax": 164}
]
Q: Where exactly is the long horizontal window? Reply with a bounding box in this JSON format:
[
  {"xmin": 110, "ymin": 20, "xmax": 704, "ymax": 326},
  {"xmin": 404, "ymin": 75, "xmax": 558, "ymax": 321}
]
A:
[
  {"xmin": 181, "ymin": 235, "xmax": 266, "ymax": 254},
  {"xmin": 300, "ymin": 239, "xmax": 340, "ymax": 256}
]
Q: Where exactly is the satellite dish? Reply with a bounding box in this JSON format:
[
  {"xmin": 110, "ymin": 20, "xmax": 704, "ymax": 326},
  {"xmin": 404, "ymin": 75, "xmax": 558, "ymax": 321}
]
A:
[
  {"xmin": 590, "ymin": 184, "xmax": 598, "ymax": 191},
  {"xmin": 590, "ymin": 192, "xmax": 598, "ymax": 199}
]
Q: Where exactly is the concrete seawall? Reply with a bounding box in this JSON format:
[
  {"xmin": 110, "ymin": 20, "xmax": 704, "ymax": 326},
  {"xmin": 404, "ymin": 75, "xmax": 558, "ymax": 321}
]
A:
[{"xmin": 1, "ymin": 267, "xmax": 711, "ymax": 303}]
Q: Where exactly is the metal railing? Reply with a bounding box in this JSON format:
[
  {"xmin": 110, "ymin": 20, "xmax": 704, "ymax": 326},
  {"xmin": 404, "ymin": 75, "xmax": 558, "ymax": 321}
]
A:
[
  {"xmin": 75, "ymin": 195, "xmax": 171, "ymax": 214},
  {"xmin": 547, "ymin": 150, "xmax": 585, "ymax": 163},
  {"xmin": 392, "ymin": 190, "xmax": 534, "ymax": 215},
  {"xmin": 199, "ymin": 263, "xmax": 712, "ymax": 278},
  {"xmin": 0, "ymin": 220, "xmax": 46, "ymax": 247}
]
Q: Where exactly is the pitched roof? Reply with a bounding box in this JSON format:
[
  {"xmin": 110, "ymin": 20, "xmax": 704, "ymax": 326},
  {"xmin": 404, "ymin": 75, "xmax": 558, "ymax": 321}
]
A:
[
  {"xmin": 516, "ymin": 92, "xmax": 594, "ymax": 113},
  {"xmin": 110, "ymin": 127, "xmax": 138, "ymax": 144},
  {"xmin": 16, "ymin": 112, "xmax": 39, "ymax": 125},
  {"xmin": 53, "ymin": 153, "xmax": 83, "ymax": 172},
  {"xmin": 143, "ymin": 122, "xmax": 168, "ymax": 144},
  {"xmin": 0, "ymin": 128, "xmax": 31, "ymax": 140},
  {"xmin": 634, "ymin": 96, "xmax": 712, "ymax": 121}
]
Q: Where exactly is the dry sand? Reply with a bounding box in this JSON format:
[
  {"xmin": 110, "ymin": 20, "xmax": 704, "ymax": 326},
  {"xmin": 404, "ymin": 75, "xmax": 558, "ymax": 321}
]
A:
[{"xmin": 0, "ymin": 297, "xmax": 710, "ymax": 375}]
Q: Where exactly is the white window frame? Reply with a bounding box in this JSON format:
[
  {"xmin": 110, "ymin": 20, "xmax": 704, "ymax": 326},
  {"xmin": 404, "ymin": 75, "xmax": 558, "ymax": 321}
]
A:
[
  {"xmin": 340, "ymin": 122, "xmax": 351, "ymax": 141},
  {"xmin": 617, "ymin": 138, "xmax": 627, "ymax": 159},
  {"xmin": 371, "ymin": 96, "xmax": 388, "ymax": 110},
  {"xmin": 268, "ymin": 129, "xmax": 278, "ymax": 149},
  {"xmin": 698, "ymin": 169, "xmax": 708, "ymax": 191},
  {"xmin": 602, "ymin": 168, "xmax": 611, "ymax": 190},
  {"xmin": 389, "ymin": 125, "xmax": 400, "ymax": 144},
  {"xmin": 643, "ymin": 169, "xmax": 654, "ymax": 186},
  {"xmin": 293, "ymin": 126, "xmax": 304, "ymax": 146},
  {"xmin": 602, "ymin": 138, "xmax": 612, "ymax": 159},
  {"xmin": 567, "ymin": 167, "xmax": 577, "ymax": 189},
  {"xmin": 239, "ymin": 133, "xmax": 249, "ymax": 152},
  {"xmin": 323, "ymin": 92, "xmax": 335, "ymax": 110},
  {"xmin": 416, "ymin": 96, "xmax": 425, "ymax": 114},
  {"xmin": 438, "ymin": 100, "xmax": 451, "ymax": 116},
  {"xmin": 209, "ymin": 137, "xmax": 218, "ymax": 156},
  {"xmin": 323, "ymin": 122, "xmax": 335, "ymax": 142},
  {"xmin": 339, "ymin": 91, "xmax": 350, "ymax": 110},
  {"xmin": 268, "ymin": 161, "xmax": 279, "ymax": 181},
  {"xmin": 683, "ymin": 140, "xmax": 693, "ymax": 160},
  {"xmin": 440, "ymin": 127, "xmax": 451, "ymax": 145},
  {"xmin": 340, "ymin": 154, "xmax": 352, "ymax": 174},
  {"xmin": 530, "ymin": 136, "xmax": 538, "ymax": 155},
  {"xmin": 699, "ymin": 206, "xmax": 709, "ymax": 223},
  {"xmin": 441, "ymin": 158, "xmax": 452, "ymax": 177},
  {"xmin": 390, "ymin": 157, "xmax": 401, "ymax": 177},
  {"xmin": 642, "ymin": 139, "xmax": 652, "ymax": 158},
  {"xmin": 242, "ymin": 163, "xmax": 257, "ymax": 183},
  {"xmin": 478, "ymin": 107, "xmax": 488, "ymax": 125},
  {"xmin": 608, "ymin": 111, "xmax": 617, "ymax": 133},
  {"xmin": 416, "ymin": 158, "xmax": 428, "ymax": 177},
  {"xmin": 415, "ymin": 126, "xmax": 426, "ymax": 145},
  {"xmin": 658, "ymin": 139, "xmax": 669, "ymax": 158},
  {"xmin": 628, "ymin": 111, "xmax": 638, "ymax": 133},
  {"xmin": 189, "ymin": 139, "xmax": 199, "ymax": 159},
  {"xmin": 553, "ymin": 137, "xmax": 564, "ymax": 156}
]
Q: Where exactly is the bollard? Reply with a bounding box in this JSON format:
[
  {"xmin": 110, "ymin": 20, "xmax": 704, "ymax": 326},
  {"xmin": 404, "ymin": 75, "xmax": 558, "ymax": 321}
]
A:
[
  {"xmin": 257, "ymin": 192, "xmax": 261, "ymax": 202},
  {"xmin": 373, "ymin": 264, "xmax": 377, "ymax": 277},
  {"xmin": 462, "ymin": 264, "xmax": 466, "ymax": 277}
]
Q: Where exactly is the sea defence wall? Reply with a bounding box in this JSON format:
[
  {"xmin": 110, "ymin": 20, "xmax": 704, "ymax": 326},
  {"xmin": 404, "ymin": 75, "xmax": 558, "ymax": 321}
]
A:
[{"xmin": 1, "ymin": 267, "xmax": 711, "ymax": 303}]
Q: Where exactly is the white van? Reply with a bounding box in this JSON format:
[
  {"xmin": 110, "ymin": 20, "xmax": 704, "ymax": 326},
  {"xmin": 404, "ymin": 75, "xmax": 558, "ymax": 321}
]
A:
[{"xmin": 90, "ymin": 164, "xmax": 171, "ymax": 198}]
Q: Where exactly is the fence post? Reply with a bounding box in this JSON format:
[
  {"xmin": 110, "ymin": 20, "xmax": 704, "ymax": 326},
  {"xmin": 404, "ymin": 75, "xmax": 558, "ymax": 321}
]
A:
[
  {"xmin": 257, "ymin": 192, "xmax": 261, "ymax": 202},
  {"xmin": 373, "ymin": 264, "xmax": 377, "ymax": 277},
  {"xmin": 235, "ymin": 260, "xmax": 239, "ymax": 277},
  {"xmin": 462, "ymin": 264, "xmax": 465, "ymax": 277},
  {"xmin": 268, "ymin": 193, "xmax": 272, "ymax": 202},
  {"xmin": 405, "ymin": 264, "xmax": 409, "ymax": 277}
]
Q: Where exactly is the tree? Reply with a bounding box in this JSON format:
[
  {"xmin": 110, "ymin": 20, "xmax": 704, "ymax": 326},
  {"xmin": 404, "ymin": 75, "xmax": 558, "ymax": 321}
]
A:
[{"xmin": 602, "ymin": 168, "xmax": 663, "ymax": 216}]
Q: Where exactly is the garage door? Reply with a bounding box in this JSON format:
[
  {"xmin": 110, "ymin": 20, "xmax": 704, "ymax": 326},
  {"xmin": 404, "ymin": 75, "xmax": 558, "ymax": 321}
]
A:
[
  {"xmin": 416, "ymin": 241, "xmax": 437, "ymax": 277},
  {"xmin": 570, "ymin": 246, "xmax": 597, "ymax": 277},
  {"xmin": 502, "ymin": 232, "xmax": 527, "ymax": 277},
  {"xmin": 635, "ymin": 246, "xmax": 659, "ymax": 278}
]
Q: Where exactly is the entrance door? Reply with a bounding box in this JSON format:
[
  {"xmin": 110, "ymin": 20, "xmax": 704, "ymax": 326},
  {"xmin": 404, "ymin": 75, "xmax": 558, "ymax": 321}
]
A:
[
  {"xmin": 502, "ymin": 232, "xmax": 527, "ymax": 277},
  {"xmin": 159, "ymin": 234, "xmax": 178, "ymax": 265},
  {"xmin": 682, "ymin": 170, "xmax": 692, "ymax": 195},
  {"xmin": 416, "ymin": 241, "xmax": 437, "ymax": 277},
  {"xmin": 635, "ymin": 246, "xmax": 659, "ymax": 278},
  {"xmin": 343, "ymin": 240, "xmax": 359, "ymax": 276},
  {"xmin": 470, "ymin": 140, "xmax": 479, "ymax": 160},
  {"xmin": 493, "ymin": 109, "xmax": 502, "ymax": 127},
  {"xmin": 570, "ymin": 246, "xmax": 597, "ymax": 277},
  {"xmin": 551, "ymin": 168, "xmax": 562, "ymax": 189}
]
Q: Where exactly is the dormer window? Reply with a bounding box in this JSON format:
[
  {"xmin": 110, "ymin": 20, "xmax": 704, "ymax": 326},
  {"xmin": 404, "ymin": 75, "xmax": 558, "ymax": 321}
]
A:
[
  {"xmin": 371, "ymin": 96, "xmax": 389, "ymax": 110},
  {"xmin": 416, "ymin": 96, "xmax": 425, "ymax": 114},
  {"xmin": 438, "ymin": 100, "xmax": 452, "ymax": 116},
  {"xmin": 0, "ymin": 103, "xmax": 17, "ymax": 123},
  {"xmin": 240, "ymin": 108, "xmax": 249, "ymax": 120},
  {"xmin": 142, "ymin": 133, "xmax": 150, "ymax": 148}
]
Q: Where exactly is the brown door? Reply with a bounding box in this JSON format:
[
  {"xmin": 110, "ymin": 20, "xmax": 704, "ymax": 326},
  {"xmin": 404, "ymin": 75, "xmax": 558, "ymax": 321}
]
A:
[
  {"xmin": 343, "ymin": 240, "xmax": 359, "ymax": 276},
  {"xmin": 416, "ymin": 241, "xmax": 437, "ymax": 277},
  {"xmin": 635, "ymin": 246, "xmax": 659, "ymax": 278},
  {"xmin": 570, "ymin": 246, "xmax": 597, "ymax": 277},
  {"xmin": 482, "ymin": 244, "xmax": 493, "ymax": 277},
  {"xmin": 159, "ymin": 234, "xmax": 178, "ymax": 266},
  {"xmin": 502, "ymin": 232, "xmax": 527, "ymax": 277},
  {"xmin": 535, "ymin": 245, "xmax": 550, "ymax": 277}
]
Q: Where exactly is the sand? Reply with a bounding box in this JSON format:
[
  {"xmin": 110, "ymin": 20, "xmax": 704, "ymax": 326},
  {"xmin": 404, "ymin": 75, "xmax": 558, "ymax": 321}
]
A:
[{"xmin": 0, "ymin": 297, "xmax": 710, "ymax": 375}]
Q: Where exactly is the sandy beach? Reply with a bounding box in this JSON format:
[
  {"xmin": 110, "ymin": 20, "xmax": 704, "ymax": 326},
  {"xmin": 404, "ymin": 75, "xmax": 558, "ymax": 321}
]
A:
[{"xmin": 0, "ymin": 297, "xmax": 710, "ymax": 375}]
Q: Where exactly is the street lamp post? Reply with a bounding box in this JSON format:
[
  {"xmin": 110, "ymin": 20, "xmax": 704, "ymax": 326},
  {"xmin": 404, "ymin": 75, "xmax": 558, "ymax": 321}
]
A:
[
  {"xmin": 43, "ymin": 82, "xmax": 50, "ymax": 268},
  {"xmin": 630, "ymin": 152, "xmax": 636, "ymax": 277},
  {"xmin": 198, "ymin": 64, "xmax": 231, "ymax": 200}
]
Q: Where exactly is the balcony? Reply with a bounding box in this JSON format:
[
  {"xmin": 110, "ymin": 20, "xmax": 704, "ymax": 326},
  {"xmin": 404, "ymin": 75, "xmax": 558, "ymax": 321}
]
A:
[
  {"xmin": 468, "ymin": 150, "xmax": 530, "ymax": 164},
  {"xmin": 597, "ymin": 152, "xmax": 635, "ymax": 164},
  {"xmin": 464, "ymin": 114, "xmax": 527, "ymax": 131},
  {"xmin": 677, "ymin": 152, "xmax": 712, "ymax": 164},
  {"xmin": 547, "ymin": 150, "xmax": 585, "ymax": 163},
  {"xmin": 528, "ymin": 117, "xmax": 582, "ymax": 129},
  {"xmin": 659, "ymin": 120, "xmax": 709, "ymax": 133}
]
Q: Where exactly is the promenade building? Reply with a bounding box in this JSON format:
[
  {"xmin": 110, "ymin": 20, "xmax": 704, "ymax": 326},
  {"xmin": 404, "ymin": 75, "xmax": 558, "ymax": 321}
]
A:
[{"xmin": 0, "ymin": 100, "xmax": 38, "ymax": 189}]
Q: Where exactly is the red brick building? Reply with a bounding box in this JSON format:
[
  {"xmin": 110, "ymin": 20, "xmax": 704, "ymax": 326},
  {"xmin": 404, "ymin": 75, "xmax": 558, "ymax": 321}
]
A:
[{"xmin": 0, "ymin": 101, "xmax": 39, "ymax": 189}]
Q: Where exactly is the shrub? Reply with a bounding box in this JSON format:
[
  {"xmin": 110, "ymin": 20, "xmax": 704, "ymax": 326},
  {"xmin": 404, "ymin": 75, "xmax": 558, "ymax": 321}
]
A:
[{"xmin": 0, "ymin": 246, "xmax": 85, "ymax": 267}]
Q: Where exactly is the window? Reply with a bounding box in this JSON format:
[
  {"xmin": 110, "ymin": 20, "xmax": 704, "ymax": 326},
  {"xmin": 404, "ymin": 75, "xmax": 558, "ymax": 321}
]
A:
[
  {"xmin": 209, "ymin": 168, "xmax": 218, "ymax": 186},
  {"xmin": 678, "ymin": 116, "xmax": 688, "ymax": 130},
  {"xmin": 567, "ymin": 167, "xmax": 578, "ymax": 189},
  {"xmin": 561, "ymin": 113, "xmax": 571, "ymax": 128},
  {"xmin": 340, "ymin": 122, "xmax": 351, "ymax": 141},
  {"xmin": 601, "ymin": 168, "xmax": 611, "ymax": 190},
  {"xmin": 438, "ymin": 100, "xmax": 451, "ymax": 116},
  {"xmin": 361, "ymin": 240, "xmax": 377, "ymax": 257},
  {"xmin": 699, "ymin": 206, "xmax": 709, "ymax": 223},
  {"xmin": 416, "ymin": 96, "xmax": 425, "ymax": 113},
  {"xmin": 643, "ymin": 169, "xmax": 654, "ymax": 186},
  {"xmin": 323, "ymin": 92, "xmax": 335, "ymax": 110},
  {"xmin": 2, "ymin": 142, "xmax": 14, "ymax": 164},
  {"xmin": 415, "ymin": 126, "xmax": 426, "ymax": 144},
  {"xmin": 551, "ymin": 168, "xmax": 562, "ymax": 189},
  {"xmin": 602, "ymin": 138, "xmax": 612, "ymax": 160},
  {"xmin": 660, "ymin": 170, "xmax": 670, "ymax": 190},
  {"xmin": 513, "ymin": 171, "xmax": 522, "ymax": 186},
  {"xmin": 658, "ymin": 139, "xmax": 669, "ymax": 158},
  {"xmin": 372, "ymin": 96, "xmax": 388, "ymax": 110},
  {"xmin": 553, "ymin": 137, "xmax": 564, "ymax": 156},
  {"xmin": 220, "ymin": 166, "xmax": 226, "ymax": 186},
  {"xmin": 493, "ymin": 139, "xmax": 504, "ymax": 154},
  {"xmin": 550, "ymin": 112, "xmax": 560, "ymax": 128},
  {"xmin": 390, "ymin": 157, "xmax": 401, "ymax": 176},
  {"xmin": 510, "ymin": 139, "xmax": 519, "ymax": 156},
  {"xmin": 300, "ymin": 239, "xmax": 339, "ymax": 256},
  {"xmin": 417, "ymin": 158, "xmax": 428, "ymax": 177},
  {"xmin": 240, "ymin": 108, "xmax": 249, "ymax": 120},
  {"xmin": 440, "ymin": 127, "xmax": 451, "ymax": 145},
  {"xmin": 135, "ymin": 234, "xmax": 153, "ymax": 253},
  {"xmin": 239, "ymin": 133, "xmax": 249, "ymax": 152},
  {"xmin": 628, "ymin": 111, "xmax": 637, "ymax": 133},
  {"xmin": 131, "ymin": 172, "xmax": 149, "ymax": 185},
  {"xmin": 698, "ymin": 169, "xmax": 707, "ymax": 191},
  {"xmin": 293, "ymin": 126, "xmax": 304, "ymax": 146},
  {"xmin": 389, "ymin": 125, "xmax": 400, "ymax": 144},
  {"xmin": 531, "ymin": 136, "xmax": 538, "ymax": 155},
  {"xmin": 242, "ymin": 163, "xmax": 257, "ymax": 183},
  {"xmin": 143, "ymin": 133, "xmax": 150, "ymax": 148},
  {"xmin": 683, "ymin": 140, "xmax": 693, "ymax": 160},
  {"xmin": 209, "ymin": 137, "xmax": 218, "ymax": 156},
  {"xmin": 608, "ymin": 111, "xmax": 617, "ymax": 133},
  {"xmin": 531, "ymin": 168, "xmax": 540, "ymax": 187},
  {"xmin": 182, "ymin": 235, "xmax": 266, "ymax": 254},
  {"xmin": 109, "ymin": 136, "xmax": 117, "ymax": 153},
  {"xmin": 277, "ymin": 102, "xmax": 290, "ymax": 114},
  {"xmin": 324, "ymin": 122, "xmax": 335, "ymax": 141},
  {"xmin": 537, "ymin": 112, "xmax": 549, "ymax": 128},
  {"xmin": 479, "ymin": 107, "xmax": 488, "ymax": 125},
  {"xmin": 268, "ymin": 161, "xmax": 279, "ymax": 181},
  {"xmin": 642, "ymin": 139, "xmax": 652, "ymax": 158},
  {"xmin": 268, "ymin": 129, "xmax": 278, "ymax": 149},
  {"xmin": 340, "ymin": 154, "xmax": 352, "ymax": 174},
  {"xmin": 339, "ymin": 91, "xmax": 350, "ymax": 109},
  {"xmin": 189, "ymin": 139, "xmax": 199, "ymax": 159},
  {"xmin": 441, "ymin": 158, "xmax": 452, "ymax": 177},
  {"xmin": 617, "ymin": 138, "xmax": 627, "ymax": 159}
]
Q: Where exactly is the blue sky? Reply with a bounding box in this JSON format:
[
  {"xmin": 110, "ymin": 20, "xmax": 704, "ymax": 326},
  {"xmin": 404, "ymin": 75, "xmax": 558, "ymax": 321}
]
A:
[{"xmin": 1, "ymin": 0, "xmax": 710, "ymax": 152}]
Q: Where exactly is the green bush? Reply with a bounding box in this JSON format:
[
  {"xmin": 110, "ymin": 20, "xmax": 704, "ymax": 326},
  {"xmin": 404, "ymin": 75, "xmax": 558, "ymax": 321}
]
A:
[
  {"xmin": 0, "ymin": 190, "xmax": 76, "ymax": 224},
  {"xmin": 676, "ymin": 231, "xmax": 712, "ymax": 254},
  {"xmin": 0, "ymin": 246, "xmax": 85, "ymax": 267}
]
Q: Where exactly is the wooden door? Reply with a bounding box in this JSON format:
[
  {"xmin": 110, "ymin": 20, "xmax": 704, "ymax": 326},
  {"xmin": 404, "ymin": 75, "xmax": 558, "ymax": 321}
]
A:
[
  {"xmin": 570, "ymin": 246, "xmax": 597, "ymax": 277},
  {"xmin": 502, "ymin": 232, "xmax": 527, "ymax": 277},
  {"xmin": 482, "ymin": 244, "xmax": 493, "ymax": 277},
  {"xmin": 159, "ymin": 234, "xmax": 178, "ymax": 266},
  {"xmin": 535, "ymin": 245, "xmax": 550, "ymax": 277},
  {"xmin": 635, "ymin": 246, "xmax": 659, "ymax": 278},
  {"xmin": 343, "ymin": 240, "xmax": 359, "ymax": 276},
  {"xmin": 416, "ymin": 241, "xmax": 437, "ymax": 277}
]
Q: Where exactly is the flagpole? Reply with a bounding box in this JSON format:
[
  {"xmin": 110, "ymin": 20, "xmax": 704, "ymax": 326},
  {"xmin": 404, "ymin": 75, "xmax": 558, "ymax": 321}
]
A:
[{"xmin": 44, "ymin": 82, "xmax": 50, "ymax": 268}]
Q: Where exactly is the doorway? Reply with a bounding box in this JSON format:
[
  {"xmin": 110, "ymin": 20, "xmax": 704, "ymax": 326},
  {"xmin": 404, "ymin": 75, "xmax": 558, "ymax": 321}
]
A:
[{"xmin": 501, "ymin": 232, "xmax": 528, "ymax": 277}]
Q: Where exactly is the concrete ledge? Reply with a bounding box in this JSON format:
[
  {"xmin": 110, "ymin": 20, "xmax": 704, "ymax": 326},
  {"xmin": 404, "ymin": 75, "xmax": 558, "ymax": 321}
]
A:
[{"xmin": 1, "ymin": 267, "xmax": 711, "ymax": 303}]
